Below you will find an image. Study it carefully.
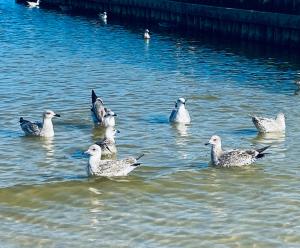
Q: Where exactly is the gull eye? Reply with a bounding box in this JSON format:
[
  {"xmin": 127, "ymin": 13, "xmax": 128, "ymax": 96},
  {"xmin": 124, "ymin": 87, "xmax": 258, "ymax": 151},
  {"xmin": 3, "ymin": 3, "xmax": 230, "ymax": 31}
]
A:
[
  {"xmin": 92, "ymin": 148, "xmax": 96, "ymax": 151},
  {"xmin": 213, "ymin": 138, "xmax": 217, "ymax": 141}
]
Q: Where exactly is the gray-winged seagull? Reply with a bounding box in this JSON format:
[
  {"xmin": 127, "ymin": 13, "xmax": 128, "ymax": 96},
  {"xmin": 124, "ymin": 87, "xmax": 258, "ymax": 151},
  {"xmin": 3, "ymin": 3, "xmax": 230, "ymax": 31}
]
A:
[
  {"xmin": 205, "ymin": 135, "xmax": 270, "ymax": 167},
  {"xmin": 250, "ymin": 113, "xmax": 285, "ymax": 133},
  {"xmin": 84, "ymin": 144, "xmax": 144, "ymax": 177},
  {"xmin": 169, "ymin": 97, "xmax": 191, "ymax": 124},
  {"xmin": 20, "ymin": 110, "xmax": 60, "ymax": 137}
]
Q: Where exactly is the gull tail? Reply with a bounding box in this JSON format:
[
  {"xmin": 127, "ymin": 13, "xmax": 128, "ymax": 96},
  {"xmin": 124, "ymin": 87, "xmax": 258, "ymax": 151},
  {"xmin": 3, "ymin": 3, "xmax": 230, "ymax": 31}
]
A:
[
  {"xmin": 248, "ymin": 113, "xmax": 258, "ymax": 120},
  {"xmin": 91, "ymin": 89, "xmax": 98, "ymax": 104},
  {"xmin": 136, "ymin": 154, "xmax": 144, "ymax": 161},
  {"xmin": 131, "ymin": 162, "xmax": 141, "ymax": 167},
  {"xmin": 256, "ymin": 146, "xmax": 271, "ymax": 159},
  {"xmin": 131, "ymin": 154, "xmax": 144, "ymax": 167}
]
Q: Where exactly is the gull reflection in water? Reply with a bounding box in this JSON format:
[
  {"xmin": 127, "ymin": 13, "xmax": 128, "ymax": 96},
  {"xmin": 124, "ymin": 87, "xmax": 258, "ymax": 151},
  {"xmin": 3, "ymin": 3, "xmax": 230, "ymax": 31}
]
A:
[
  {"xmin": 172, "ymin": 123, "xmax": 189, "ymax": 137},
  {"xmin": 172, "ymin": 123, "xmax": 190, "ymax": 159},
  {"xmin": 41, "ymin": 137, "xmax": 54, "ymax": 158},
  {"xmin": 88, "ymin": 186, "xmax": 105, "ymax": 227},
  {"xmin": 92, "ymin": 126, "xmax": 106, "ymax": 143},
  {"xmin": 254, "ymin": 132, "xmax": 285, "ymax": 144}
]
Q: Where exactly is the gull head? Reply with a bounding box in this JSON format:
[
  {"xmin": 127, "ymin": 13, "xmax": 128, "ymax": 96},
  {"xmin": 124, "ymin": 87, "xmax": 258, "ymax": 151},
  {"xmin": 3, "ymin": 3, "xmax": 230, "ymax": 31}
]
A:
[
  {"xmin": 205, "ymin": 135, "xmax": 221, "ymax": 146},
  {"xmin": 276, "ymin": 112, "xmax": 285, "ymax": 121},
  {"xmin": 85, "ymin": 144, "xmax": 102, "ymax": 157},
  {"xmin": 104, "ymin": 109, "xmax": 117, "ymax": 118},
  {"xmin": 145, "ymin": 29, "xmax": 149, "ymax": 33},
  {"xmin": 176, "ymin": 97, "xmax": 186, "ymax": 107},
  {"xmin": 43, "ymin": 110, "xmax": 60, "ymax": 119}
]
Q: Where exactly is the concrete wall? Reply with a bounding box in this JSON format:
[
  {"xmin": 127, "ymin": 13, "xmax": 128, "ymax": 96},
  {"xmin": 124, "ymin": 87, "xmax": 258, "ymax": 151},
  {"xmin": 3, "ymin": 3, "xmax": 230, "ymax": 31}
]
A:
[
  {"xmin": 17, "ymin": 0, "xmax": 300, "ymax": 47},
  {"xmin": 170, "ymin": 0, "xmax": 300, "ymax": 15}
]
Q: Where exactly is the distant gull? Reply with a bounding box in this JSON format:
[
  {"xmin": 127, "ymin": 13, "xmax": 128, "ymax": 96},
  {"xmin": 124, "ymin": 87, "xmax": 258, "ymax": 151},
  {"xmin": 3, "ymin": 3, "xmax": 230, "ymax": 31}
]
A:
[
  {"xmin": 144, "ymin": 29, "xmax": 150, "ymax": 39},
  {"xmin": 99, "ymin": 11, "xmax": 107, "ymax": 22},
  {"xmin": 84, "ymin": 144, "xmax": 144, "ymax": 177},
  {"xmin": 205, "ymin": 135, "xmax": 270, "ymax": 167},
  {"xmin": 169, "ymin": 98, "xmax": 191, "ymax": 124},
  {"xmin": 250, "ymin": 113, "xmax": 285, "ymax": 133},
  {"xmin": 103, "ymin": 109, "xmax": 117, "ymax": 128},
  {"xmin": 20, "ymin": 110, "xmax": 60, "ymax": 137},
  {"xmin": 95, "ymin": 127, "xmax": 119, "ymax": 156},
  {"xmin": 27, "ymin": 0, "xmax": 39, "ymax": 8},
  {"xmin": 91, "ymin": 89, "xmax": 110, "ymax": 126}
]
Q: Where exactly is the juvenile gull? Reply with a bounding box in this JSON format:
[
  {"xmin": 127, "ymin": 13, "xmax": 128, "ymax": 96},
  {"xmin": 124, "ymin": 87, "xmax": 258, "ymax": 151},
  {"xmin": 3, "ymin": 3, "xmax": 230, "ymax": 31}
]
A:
[
  {"xmin": 169, "ymin": 98, "xmax": 191, "ymax": 124},
  {"xmin": 95, "ymin": 127, "xmax": 119, "ymax": 156},
  {"xmin": 205, "ymin": 135, "xmax": 270, "ymax": 167},
  {"xmin": 91, "ymin": 89, "xmax": 107, "ymax": 125},
  {"xmin": 84, "ymin": 144, "xmax": 144, "ymax": 177},
  {"xmin": 20, "ymin": 110, "xmax": 60, "ymax": 137},
  {"xmin": 103, "ymin": 109, "xmax": 117, "ymax": 128},
  {"xmin": 144, "ymin": 29, "xmax": 150, "ymax": 39},
  {"xmin": 27, "ymin": 0, "xmax": 39, "ymax": 8},
  {"xmin": 250, "ymin": 113, "xmax": 285, "ymax": 133}
]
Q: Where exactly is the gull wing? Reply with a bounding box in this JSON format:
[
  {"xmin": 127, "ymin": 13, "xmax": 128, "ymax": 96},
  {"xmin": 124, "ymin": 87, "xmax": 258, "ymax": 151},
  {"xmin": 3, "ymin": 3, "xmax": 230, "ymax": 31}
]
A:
[
  {"xmin": 96, "ymin": 158, "xmax": 137, "ymax": 176},
  {"xmin": 20, "ymin": 119, "xmax": 41, "ymax": 136},
  {"xmin": 169, "ymin": 109, "xmax": 177, "ymax": 122},
  {"xmin": 219, "ymin": 149, "xmax": 255, "ymax": 167}
]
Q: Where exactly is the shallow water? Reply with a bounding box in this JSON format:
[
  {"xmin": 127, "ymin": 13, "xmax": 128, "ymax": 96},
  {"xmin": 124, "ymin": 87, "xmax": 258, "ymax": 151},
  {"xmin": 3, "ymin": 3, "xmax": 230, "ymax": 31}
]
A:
[{"xmin": 1, "ymin": 0, "xmax": 300, "ymax": 247}]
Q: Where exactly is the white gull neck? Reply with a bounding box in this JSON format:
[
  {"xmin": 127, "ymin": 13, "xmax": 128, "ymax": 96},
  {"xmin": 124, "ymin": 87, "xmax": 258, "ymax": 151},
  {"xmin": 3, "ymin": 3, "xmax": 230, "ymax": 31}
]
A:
[{"xmin": 40, "ymin": 118, "xmax": 54, "ymax": 137}]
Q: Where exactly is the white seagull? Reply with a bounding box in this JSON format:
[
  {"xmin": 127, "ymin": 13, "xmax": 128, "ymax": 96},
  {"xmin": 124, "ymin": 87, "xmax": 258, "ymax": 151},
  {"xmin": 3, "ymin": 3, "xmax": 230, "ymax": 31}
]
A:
[
  {"xmin": 205, "ymin": 135, "xmax": 270, "ymax": 167},
  {"xmin": 95, "ymin": 127, "xmax": 119, "ymax": 156},
  {"xmin": 84, "ymin": 144, "xmax": 144, "ymax": 177},
  {"xmin": 98, "ymin": 12, "xmax": 107, "ymax": 21},
  {"xmin": 20, "ymin": 110, "xmax": 60, "ymax": 137},
  {"xmin": 169, "ymin": 98, "xmax": 191, "ymax": 124},
  {"xmin": 250, "ymin": 113, "xmax": 286, "ymax": 133},
  {"xmin": 103, "ymin": 109, "xmax": 117, "ymax": 128},
  {"xmin": 144, "ymin": 29, "xmax": 150, "ymax": 39},
  {"xmin": 27, "ymin": 0, "xmax": 39, "ymax": 8}
]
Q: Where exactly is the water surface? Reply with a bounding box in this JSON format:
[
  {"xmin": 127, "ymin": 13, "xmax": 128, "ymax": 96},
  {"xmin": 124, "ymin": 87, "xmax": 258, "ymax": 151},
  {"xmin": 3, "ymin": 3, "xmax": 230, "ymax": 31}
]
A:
[{"xmin": 1, "ymin": 1, "xmax": 300, "ymax": 247}]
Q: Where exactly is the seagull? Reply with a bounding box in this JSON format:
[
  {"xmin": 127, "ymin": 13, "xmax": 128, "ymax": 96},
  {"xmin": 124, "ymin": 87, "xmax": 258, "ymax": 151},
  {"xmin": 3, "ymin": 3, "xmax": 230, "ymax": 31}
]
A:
[
  {"xmin": 91, "ymin": 89, "xmax": 107, "ymax": 125},
  {"xmin": 95, "ymin": 127, "xmax": 119, "ymax": 156},
  {"xmin": 20, "ymin": 110, "xmax": 60, "ymax": 137},
  {"xmin": 250, "ymin": 113, "xmax": 286, "ymax": 133},
  {"xmin": 98, "ymin": 11, "xmax": 107, "ymax": 21},
  {"xmin": 169, "ymin": 98, "xmax": 191, "ymax": 124},
  {"xmin": 103, "ymin": 109, "xmax": 117, "ymax": 128},
  {"xmin": 205, "ymin": 135, "xmax": 270, "ymax": 167},
  {"xmin": 84, "ymin": 144, "xmax": 144, "ymax": 177},
  {"xmin": 144, "ymin": 29, "xmax": 150, "ymax": 39},
  {"xmin": 27, "ymin": 0, "xmax": 39, "ymax": 8}
]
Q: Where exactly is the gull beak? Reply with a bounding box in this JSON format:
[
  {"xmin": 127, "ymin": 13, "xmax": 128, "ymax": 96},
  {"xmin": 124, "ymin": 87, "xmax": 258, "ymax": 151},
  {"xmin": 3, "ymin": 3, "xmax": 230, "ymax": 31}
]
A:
[
  {"xmin": 113, "ymin": 113, "xmax": 117, "ymax": 117},
  {"xmin": 205, "ymin": 142, "xmax": 210, "ymax": 146},
  {"xmin": 55, "ymin": 114, "xmax": 61, "ymax": 117},
  {"xmin": 116, "ymin": 130, "xmax": 120, "ymax": 133},
  {"xmin": 83, "ymin": 150, "xmax": 90, "ymax": 155}
]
